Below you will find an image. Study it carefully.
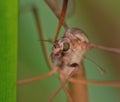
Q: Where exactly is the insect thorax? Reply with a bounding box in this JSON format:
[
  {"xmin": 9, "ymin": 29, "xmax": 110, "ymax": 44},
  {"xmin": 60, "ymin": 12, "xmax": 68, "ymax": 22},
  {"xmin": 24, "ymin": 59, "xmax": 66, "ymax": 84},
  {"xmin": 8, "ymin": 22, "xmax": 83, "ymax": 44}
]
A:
[{"xmin": 51, "ymin": 28, "xmax": 89, "ymax": 70}]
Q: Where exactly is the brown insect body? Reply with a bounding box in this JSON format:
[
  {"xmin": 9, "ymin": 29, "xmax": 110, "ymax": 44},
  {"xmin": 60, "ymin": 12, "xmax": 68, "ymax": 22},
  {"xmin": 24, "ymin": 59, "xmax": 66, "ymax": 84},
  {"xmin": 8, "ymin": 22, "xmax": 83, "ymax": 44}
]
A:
[
  {"xmin": 51, "ymin": 28, "xmax": 89, "ymax": 74},
  {"xmin": 51, "ymin": 28, "xmax": 89, "ymax": 102}
]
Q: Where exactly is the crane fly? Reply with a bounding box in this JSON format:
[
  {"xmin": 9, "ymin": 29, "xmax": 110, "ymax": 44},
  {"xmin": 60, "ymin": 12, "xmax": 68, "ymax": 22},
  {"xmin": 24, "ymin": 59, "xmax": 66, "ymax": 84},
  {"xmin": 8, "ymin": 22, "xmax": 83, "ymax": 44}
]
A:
[{"xmin": 18, "ymin": 0, "xmax": 120, "ymax": 102}]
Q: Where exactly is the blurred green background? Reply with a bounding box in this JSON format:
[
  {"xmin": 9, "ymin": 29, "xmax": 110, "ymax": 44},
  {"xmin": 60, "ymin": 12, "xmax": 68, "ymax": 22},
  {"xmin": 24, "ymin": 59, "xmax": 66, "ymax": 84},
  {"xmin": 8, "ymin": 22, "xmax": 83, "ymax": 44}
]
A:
[{"xmin": 18, "ymin": 0, "xmax": 120, "ymax": 102}]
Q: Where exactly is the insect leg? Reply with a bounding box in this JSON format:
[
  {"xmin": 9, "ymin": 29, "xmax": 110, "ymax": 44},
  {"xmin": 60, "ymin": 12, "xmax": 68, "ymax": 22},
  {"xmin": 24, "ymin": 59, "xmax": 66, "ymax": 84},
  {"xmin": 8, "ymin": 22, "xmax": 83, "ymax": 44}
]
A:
[
  {"xmin": 45, "ymin": 0, "xmax": 69, "ymax": 30},
  {"xmin": 69, "ymin": 78, "xmax": 120, "ymax": 87},
  {"xmin": 89, "ymin": 43, "xmax": 120, "ymax": 54},
  {"xmin": 31, "ymin": 6, "xmax": 53, "ymax": 69},
  {"xmin": 59, "ymin": 73, "xmax": 73, "ymax": 102},
  {"xmin": 17, "ymin": 67, "xmax": 58, "ymax": 85},
  {"xmin": 45, "ymin": 0, "xmax": 69, "ymax": 42},
  {"xmin": 18, "ymin": 5, "xmax": 55, "ymax": 85},
  {"xmin": 48, "ymin": 74, "xmax": 74, "ymax": 102}
]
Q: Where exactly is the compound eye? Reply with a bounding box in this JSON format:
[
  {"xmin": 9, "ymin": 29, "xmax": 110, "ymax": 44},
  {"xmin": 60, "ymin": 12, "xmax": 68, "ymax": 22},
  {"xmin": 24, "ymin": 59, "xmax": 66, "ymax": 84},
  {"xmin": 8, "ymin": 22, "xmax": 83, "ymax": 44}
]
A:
[{"xmin": 63, "ymin": 42, "xmax": 70, "ymax": 51}]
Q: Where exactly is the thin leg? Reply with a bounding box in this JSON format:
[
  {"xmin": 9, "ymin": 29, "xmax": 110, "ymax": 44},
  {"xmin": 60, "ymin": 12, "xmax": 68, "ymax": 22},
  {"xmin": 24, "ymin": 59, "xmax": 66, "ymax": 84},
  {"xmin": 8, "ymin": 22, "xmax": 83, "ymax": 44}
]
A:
[
  {"xmin": 31, "ymin": 6, "xmax": 53, "ymax": 69},
  {"xmin": 59, "ymin": 73, "xmax": 73, "ymax": 102},
  {"xmin": 48, "ymin": 85, "xmax": 63, "ymax": 102},
  {"xmin": 18, "ymin": 5, "xmax": 55, "ymax": 85},
  {"xmin": 89, "ymin": 43, "xmax": 120, "ymax": 54},
  {"xmin": 45, "ymin": 0, "xmax": 69, "ymax": 42},
  {"xmin": 53, "ymin": 0, "xmax": 68, "ymax": 42},
  {"xmin": 17, "ymin": 67, "xmax": 58, "ymax": 85},
  {"xmin": 69, "ymin": 78, "xmax": 120, "ymax": 87},
  {"xmin": 48, "ymin": 80, "xmax": 73, "ymax": 102},
  {"xmin": 20, "ymin": 5, "xmax": 53, "ymax": 70},
  {"xmin": 45, "ymin": 0, "xmax": 69, "ymax": 30},
  {"xmin": 48, "ymin": 72, "xmax": 74, "ymax": 102}
]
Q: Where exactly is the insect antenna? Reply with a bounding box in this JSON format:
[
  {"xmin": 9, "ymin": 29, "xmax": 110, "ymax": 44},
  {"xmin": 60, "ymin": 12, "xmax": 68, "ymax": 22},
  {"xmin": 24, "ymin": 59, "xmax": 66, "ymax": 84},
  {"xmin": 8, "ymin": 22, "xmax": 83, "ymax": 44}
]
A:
[
  {"xmin": 38, "ymin": 39, "xmax": 53, "ymax": 44},
  {"xmin": 85, "ymin": 56, "xmax": 106, "ymax": 74}
]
